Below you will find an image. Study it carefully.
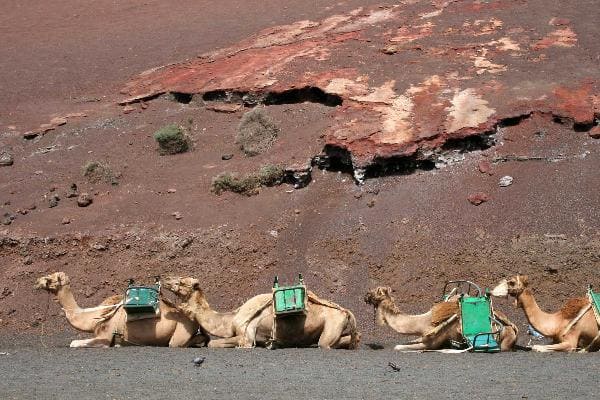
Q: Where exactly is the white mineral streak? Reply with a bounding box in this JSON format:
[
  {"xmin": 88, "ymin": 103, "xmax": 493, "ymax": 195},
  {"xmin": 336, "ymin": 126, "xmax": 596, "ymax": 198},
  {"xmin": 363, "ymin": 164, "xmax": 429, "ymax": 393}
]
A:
[{"xmin": 446, "ymin": 89, "xmax": 495, "ymax": 132}]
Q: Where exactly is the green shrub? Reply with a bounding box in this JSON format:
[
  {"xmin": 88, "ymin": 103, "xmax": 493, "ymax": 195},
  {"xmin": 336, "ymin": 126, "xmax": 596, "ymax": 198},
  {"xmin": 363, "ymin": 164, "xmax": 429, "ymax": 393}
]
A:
[
  {"xmin": 236, "ymin": 108, "xmax": 279, "ymax": 156},
  {"xmin": 153, "ymin": 124, "xmax": 189, "ymax": 155},
  {"xmin": 211, "ymin": 164, "xmax": 285, "ymax": 196},
  {"xmin": 83, "ymin": 161, "xmax": 119, "ymax": 185}
]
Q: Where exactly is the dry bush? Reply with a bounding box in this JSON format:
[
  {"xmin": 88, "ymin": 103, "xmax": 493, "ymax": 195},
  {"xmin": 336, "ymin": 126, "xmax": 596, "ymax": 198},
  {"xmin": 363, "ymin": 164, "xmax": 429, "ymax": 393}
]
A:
[{"xmin": 236, "ymin": 108, "xmax": 279, "ymax": 156}]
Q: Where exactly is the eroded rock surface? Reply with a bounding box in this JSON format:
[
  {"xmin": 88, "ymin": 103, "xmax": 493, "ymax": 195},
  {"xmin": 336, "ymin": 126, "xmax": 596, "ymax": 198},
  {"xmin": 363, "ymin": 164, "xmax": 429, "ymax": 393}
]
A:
[{"xmin": 121, "ymin": 0, "xmax": 599, "ymax": 171}]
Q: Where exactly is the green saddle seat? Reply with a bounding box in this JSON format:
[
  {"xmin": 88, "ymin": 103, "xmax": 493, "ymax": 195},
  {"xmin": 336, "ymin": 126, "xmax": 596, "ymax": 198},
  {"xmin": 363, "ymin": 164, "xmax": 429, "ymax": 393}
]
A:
[{"xmin": 460, "ymin": 295, "xmax": 500, "ymax": 353}]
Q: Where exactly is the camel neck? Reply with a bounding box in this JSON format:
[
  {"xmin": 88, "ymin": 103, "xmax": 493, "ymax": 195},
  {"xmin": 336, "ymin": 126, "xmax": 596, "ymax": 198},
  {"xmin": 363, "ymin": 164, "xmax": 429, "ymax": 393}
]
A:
[
  {"xmin": 188, "ymin": 292, "xmax": 235, "ymax": 338},
  {"xmin": 378, "ymin": 300, "xmax": 432, "ymax": 336},
  {"xmin": 517, "ymin": 288, "xmax": 560, "ymax": 337},
  {"xmin": 56, "ymin": 285, "xmax": 81, "ymax": 315}
]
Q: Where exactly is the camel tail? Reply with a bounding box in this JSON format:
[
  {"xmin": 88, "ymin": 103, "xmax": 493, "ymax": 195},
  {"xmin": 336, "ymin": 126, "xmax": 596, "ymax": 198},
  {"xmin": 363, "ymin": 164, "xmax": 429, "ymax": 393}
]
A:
[{"xmin": 345, "ymin": 309, "xmax": 360, "ymax": 350}]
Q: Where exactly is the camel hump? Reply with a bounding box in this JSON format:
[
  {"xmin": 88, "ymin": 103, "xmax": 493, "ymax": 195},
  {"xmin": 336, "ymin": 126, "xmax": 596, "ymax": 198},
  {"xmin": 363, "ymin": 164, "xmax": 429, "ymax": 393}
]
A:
[
  {"xmin": 233, "ymin": 293, "xmax": 273, "ymax": 328},
  {"xmin": 431, "ymin": 301, "xmax": 459, "ymax": 325},
  {"xmin": 560, "ymin": 297, "xmax": 590, "ymax": 319},
  {"xmin": 101, "ymin": 295, "xmax": 124, "ymax": 306},
  {"xmin": 306, "ymin": 290, "xmax": 345, "ymax": 311}
]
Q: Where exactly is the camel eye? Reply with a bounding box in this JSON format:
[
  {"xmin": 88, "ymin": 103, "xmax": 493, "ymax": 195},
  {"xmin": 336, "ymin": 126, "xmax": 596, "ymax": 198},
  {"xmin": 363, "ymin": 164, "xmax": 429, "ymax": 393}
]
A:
[{"xmin": 508, "ymin": 281, "xmax": 515, "ymax": 286}]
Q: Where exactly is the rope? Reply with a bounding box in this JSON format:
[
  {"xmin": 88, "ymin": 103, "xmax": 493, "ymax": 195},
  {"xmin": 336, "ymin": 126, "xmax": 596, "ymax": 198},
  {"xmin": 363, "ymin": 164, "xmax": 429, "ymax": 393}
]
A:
[{"xmin": 560, "ymin": 303, "xmax": 592, "ymax": 337}]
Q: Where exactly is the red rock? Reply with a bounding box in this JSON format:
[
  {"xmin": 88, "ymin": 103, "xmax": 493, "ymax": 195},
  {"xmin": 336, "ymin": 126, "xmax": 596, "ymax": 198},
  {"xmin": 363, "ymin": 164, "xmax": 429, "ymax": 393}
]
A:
[
  {"xmin": 61, "ymin": 217, "xmax": 71, "ymax": 225},
  {"xmin": 467, "ymin": 192, "xmax": 490, "ymax": 206},
  {"xmin": 65, "ymin": 112, "xmax": 87, "ymax": 118},
  {"xmin": 122, "ymin": 105, "xmax": 136, "ymax": 114},
  {"xmin": 205, "ymin": 103, "xmax": 242, "ymax": 113},
  {"xmin": 50, "ymin": 117, "xmax": 67, "ymax": 126},
  {"xmin": 589, "ymin": 126, "xmax": 600, "ymax": 139},
  {"xmin": 478, "ymin": 160, "xmax": 493, "ymax": 175}
]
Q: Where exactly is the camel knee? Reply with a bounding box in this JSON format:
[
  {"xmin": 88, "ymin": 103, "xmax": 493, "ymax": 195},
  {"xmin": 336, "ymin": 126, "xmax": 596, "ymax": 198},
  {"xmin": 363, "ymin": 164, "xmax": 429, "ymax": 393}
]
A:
[{"xmin": 70, "ymin": 338, "xmax": 110, "ymax": 348}]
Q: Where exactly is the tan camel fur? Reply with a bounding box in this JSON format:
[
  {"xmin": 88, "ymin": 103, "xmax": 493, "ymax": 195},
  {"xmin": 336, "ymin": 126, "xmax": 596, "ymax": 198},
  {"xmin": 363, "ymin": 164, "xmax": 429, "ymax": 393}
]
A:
[
  {"xmin": 492, "ymin": 274, "xmax": 599, "ymax": 352},
  {"xmin": 35, "ymin": 272, "xmax": 209, "ymax": 348},
  {"xmin": 163, "ymin": 276, "xmax": 273, "ymax": 348},
  {"xmin": 242, "ymin": 290, "xmax": 360, "ymax": 349},
  {"xmin": 364, "ymin": 286, "xmax": 517, "ymax": 351}
]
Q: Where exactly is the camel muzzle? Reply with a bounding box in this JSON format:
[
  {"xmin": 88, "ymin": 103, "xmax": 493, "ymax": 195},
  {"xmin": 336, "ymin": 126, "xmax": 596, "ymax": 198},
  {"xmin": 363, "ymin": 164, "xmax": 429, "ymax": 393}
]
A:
[{"xmin": 491, "ymin": 280, "xmax": 509, "ymax": 297}]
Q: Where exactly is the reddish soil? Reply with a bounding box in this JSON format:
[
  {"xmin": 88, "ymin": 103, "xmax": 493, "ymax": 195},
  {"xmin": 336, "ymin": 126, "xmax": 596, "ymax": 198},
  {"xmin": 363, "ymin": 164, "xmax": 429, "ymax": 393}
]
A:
[{"xmin": 1, "ymin": 0, "xmax": 599, "ymax": 345}]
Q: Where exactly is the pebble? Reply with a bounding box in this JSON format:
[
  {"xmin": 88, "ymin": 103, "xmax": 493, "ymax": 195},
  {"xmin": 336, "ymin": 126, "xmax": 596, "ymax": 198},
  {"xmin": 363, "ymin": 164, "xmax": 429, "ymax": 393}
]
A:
[
  {"xmin": 77, "ymin": 193, "xmax": 93, "ymax": 207},
  {"xmin": 172, "ymin": 212, "xmax": 183, "ymax": 220},
  {"xmin": 499, "ymin": 175, "xmax": 513, "ymax": 187},
  {"xmin": 467, "ymin": 192, "xmax": 490, "ymax": 205},
  {"xmin": 0, "ymin": 152, "xmax": 13, "ymax": 166}
]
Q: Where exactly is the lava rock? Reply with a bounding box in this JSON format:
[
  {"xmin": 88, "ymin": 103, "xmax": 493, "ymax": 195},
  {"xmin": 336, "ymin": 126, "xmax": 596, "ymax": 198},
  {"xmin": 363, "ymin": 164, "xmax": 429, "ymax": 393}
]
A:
[
  {"xmin": 467, "ymin": 192, "xmax": 490, "ymax": 205},
  {"xmin": 66, "ymin": 183, "xmax": 78, "ymax": 198},
  {"xmin": 172, "ymin": 211, "xmax": 183, "ymax": 220},
  {"xmin": 0, "ymin": 152, "xmax": 13, "ymax": 167},
  {"xmin": 77, "ymin": 193, "xmax": 93, "ymax": 207},
  {"xmin": 48, "ymin": 195, "xmax": 59, "ymax": 208},
  {"xmin": 478, "ymin": 160, "xmax": 493, "ymax": 175},
  {"xmin": 1, "ymin": 213, "xmax": 15, "ymax": 226},
  {"xmin": 221, "ymin": 154, "xmax": 234, "ymax": 160},
  {"xmin": 61, "ymin": 217, "xmax": 71, "ymax": 225},
  {"xmin": 589, "ymin": 126, "xmax": 600, "ymax": 139}
]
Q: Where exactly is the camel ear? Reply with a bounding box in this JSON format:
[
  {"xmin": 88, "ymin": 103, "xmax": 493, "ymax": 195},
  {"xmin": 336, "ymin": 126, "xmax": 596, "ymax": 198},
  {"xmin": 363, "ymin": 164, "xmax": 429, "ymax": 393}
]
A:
[
  {"xmin": 521, "ymin": 275, "xmax": 529, "ymax": 286},
  {"xmin": 386, "ymin": 287, "xmax": 393, "ymax": 295},
  {"xmin": 192, "ymin": 281, "xmax": 200, "ymax": 290}
]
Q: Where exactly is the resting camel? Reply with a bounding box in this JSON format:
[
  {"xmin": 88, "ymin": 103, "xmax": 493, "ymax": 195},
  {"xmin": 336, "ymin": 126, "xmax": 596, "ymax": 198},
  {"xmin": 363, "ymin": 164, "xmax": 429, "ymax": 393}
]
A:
[
  {"xmin": 164, "ymin": 276, "xmax": 360, "ymax": 349},
  {"xmin": 163, "ymin": 276, "xmax": 273, "ymax": 348},
  {"xmin": 491, "ymin": 274, "xmax": 599, "ymax": 352},
  {"xmin": 364, "ymin": 287, "xmax": 517, "ymax": 351},
  {"xmin": 35, "ymin": 272, "xmax": 209, "ymax": 348}
]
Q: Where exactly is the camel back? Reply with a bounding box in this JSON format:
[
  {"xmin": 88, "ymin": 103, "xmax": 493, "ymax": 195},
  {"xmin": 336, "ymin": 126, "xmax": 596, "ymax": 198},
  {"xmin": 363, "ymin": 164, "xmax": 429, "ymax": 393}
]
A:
[
  {"xmin": 306, "ymin": 290, "xmax": 345, "ymax": 311},
  {"xmin": 560, "ymin": 297, "xmax": 590, "ymax": 320},
  {"xmin": 431, "ymin": 301, "xmax": 459, "ymax": 325}
]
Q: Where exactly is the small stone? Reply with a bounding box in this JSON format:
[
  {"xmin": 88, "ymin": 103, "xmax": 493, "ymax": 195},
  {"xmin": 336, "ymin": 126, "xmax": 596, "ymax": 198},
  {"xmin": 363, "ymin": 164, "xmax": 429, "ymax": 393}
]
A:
[
  {"xmin": 48, "ymin": 197, "xmax": 59, "ymax": 208},
  {"xmin": 61, "ymin": 217, "xmax": 71, "ymax": 225},
  {"xmin": 0, "ymin": 152, "xmax": 13, "ymax": 166},
  {"xmin": 499, "ymin": 176, "xmax": 514, "ymax": 187},
  {"xmin": 221, "ymin": 154, "xmax": 233, "ymax": 160},
  {"xmin": 167, "ymin": 188, "xmax": 177, "ymax": 193},
  {"xmin": 50, "ymin": 117, "xmax": 67, "ymax": 126},
  {"xmin": 39, "ymin": 123, "xmax": 55, "ymax": 132},
  {"xmin": 294, "ymin": 209, "xmax": 301, "ymax": 214},
  {"xmin": 381, "ymin": 45, "xmax": 399, "ymax": 55},
  {"xmin": 77, "ymin": 193, "xmax": 93, "ymax": 207},
  {"xmin": 589, "ymin": 126, "xmax": 600, "ymax": 139},
  {"xmin": 140, "ymin": 102, "xmax": 148, "ymax": 110},
  {"xmin": 66, "ymin": 183, "xmax": 78, "ymax": 198},
  {"xmin": 23, "ymin": 256, "xmax": 33, "ymax": 265},
  {"xmin": 122, "ymin": 105, "xmax": 135, "ymax": 114},
  {"xmin": 478, "ymin": 160, "xmax": 493, "ymax": 175},
  {"xmin": 354, "ymin": 193, "xmax": 363, "ymax": 199},
  {"xmin": 91, "ymin": 243, "xmax": 107, "ymax": 251},
  {"xmin": 367, "ymin": 199, "xmax": 376, "ymax": 208},
  {"xmin": 27, "ymin": 204, "xmax": 36, "ymax": 211},
  {"xmin": 17, "ymin": 209, "xmax": 28, "ymax": 215},
  {"xmin": 7, "ymin": 125, "xmax": 16, "ymax": 130},
  {"xmin": 467, "ymin": 192, "xmax": 490, "ymax": 205},
  {"xmin": 172, "ymin": 211, "xmax": 183, "ymax": 220},
  {"xmin": 1, "ymin": 213, "xmax": 14, "ymax": 225}
]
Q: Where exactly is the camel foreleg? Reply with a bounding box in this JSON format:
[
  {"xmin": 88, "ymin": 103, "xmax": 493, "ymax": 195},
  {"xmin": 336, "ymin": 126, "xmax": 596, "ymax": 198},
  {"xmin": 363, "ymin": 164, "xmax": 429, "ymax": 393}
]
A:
[
  {"xmin": 208, "ymin": 336, "xmax": 243, "ymax": 348},
  {"xmin": 69, "ymin": 338, "xmax": 112, "ymax": 348},
  {"xmin": 394, "ymin": 342, "xmax": 427, "ymax": 351},
  {"xmin": 532, "ymin": 341, "xmax": 577, "ymax": 352}
]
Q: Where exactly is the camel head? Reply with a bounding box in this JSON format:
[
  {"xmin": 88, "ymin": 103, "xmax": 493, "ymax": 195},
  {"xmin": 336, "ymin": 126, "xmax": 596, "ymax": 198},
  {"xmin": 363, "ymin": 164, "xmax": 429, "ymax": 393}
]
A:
[
  {"xmin": 163, "ymin": 276, "xmax": 203, "ymax": 301},
  {"xmin": 34, "ymin": 272, "xmax": 70, "ymax": 293},
  {"xmin": 364, "ymin": 287, "xmax": 394, "ymax": 307},
  {"xmin": 491, "ymin": 274, "xmax": 529, "ymax": 298}
]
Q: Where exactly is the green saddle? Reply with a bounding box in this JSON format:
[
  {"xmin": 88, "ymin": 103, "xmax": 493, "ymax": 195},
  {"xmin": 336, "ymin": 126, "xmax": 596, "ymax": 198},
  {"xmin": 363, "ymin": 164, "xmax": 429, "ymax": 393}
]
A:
[
  {"xmin": 459, "ymin": 294, "xmax": 500, "ymax": 353},
  {"xmin": 123, "ymin": 279, "xmax": 161, "ymax": 320},
  {"xmin": 272, "ymin": 274, "xmax": 306, "ymax": 316}
]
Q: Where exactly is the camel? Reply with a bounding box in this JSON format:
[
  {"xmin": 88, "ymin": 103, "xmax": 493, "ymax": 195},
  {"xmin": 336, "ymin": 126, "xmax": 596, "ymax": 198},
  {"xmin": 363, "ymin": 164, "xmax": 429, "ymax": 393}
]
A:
[
  {"xmin": 35, "ymin": 272, "xmax": 209, "ymax": 348},
  {"xmin": 164, "ymin": 276, "xmax": 360, "ymax": 349},
  {"xmin": 163, "ymin": 276, "xmax": 273, "ymax": 348},
  {"xmin": 364, "ymin": 287, "xmax": 517, "ymax": 351},
  {"xmin": 243, "ymin": 291, "xmax": 360, "ymax": 349},
  {"xmin": 491, "ymin": 274, "xmax": 600, "ymax": 352}
]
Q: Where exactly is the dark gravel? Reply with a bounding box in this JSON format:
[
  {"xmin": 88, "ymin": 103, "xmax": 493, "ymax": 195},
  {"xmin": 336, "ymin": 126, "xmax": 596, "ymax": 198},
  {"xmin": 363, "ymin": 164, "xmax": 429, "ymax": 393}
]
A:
[{"xmin": 0, "ymin": 346, "xmax": 596, "ymax": 399}]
